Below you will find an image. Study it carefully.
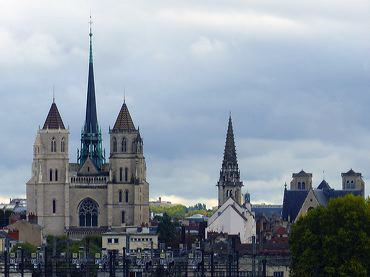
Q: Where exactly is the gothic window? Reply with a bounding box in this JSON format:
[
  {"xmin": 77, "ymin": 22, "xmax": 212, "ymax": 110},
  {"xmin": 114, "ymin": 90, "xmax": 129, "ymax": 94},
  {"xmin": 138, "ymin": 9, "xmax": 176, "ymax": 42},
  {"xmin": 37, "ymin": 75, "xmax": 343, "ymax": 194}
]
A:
[
  {"xmin": 49, "ymin": 169, "xmax": 53, "ymax": 182},
  {"xmin": 226, "ymin": 190, "xmax": 229, "ymax": 197},
  {"xmin": 302, "ymin": 182, "xmax": 305, "ymax": 190},
  {"xmin": 119, "ymin": 168, "xmax": 123, "ymax": 182},
  {"xmin": 298, "ymin": 182, "xmax": 301, "ymax": 189},
  {"xmin": 78, "ymin": 198, "xmax": 98, "ymax": 227},
  {"xmin": 122, "ymin": 138, "xmax": 127, "ymax": 152},
  {"xmin": 230, "ymin": 190, "xmax": 233, "ymax": 197},
  {"xmin": 121, "ymin": 211, "xmax": 125, "ymax": 224},
  {"xmin": 125, "ymin": 190, "xmax": 129, "ymax": 203},
  {"xmin": 61, "ymin": 137, "xmax": 65, "ymax": 152},
  {"xmin": 55, "ymin": 169, "xmax": 58, "ymax": 182},
  {"xmin": 52, "ymin": 199, "xmax": 56, "ymax": 214},
  {"xmin": 119, "ymin": 190, "xmax": 123, "ymax": 203},
  {"xmin": 51, "ymin": 138, "xmax": 56, "ymax": 152},
  {"xmin": 112, "ymin": 137, "xmax": 117, "ymax": 152},
  {"xmin": 125, "ymin": 167, "xmax": 128, "ymax": 182}
]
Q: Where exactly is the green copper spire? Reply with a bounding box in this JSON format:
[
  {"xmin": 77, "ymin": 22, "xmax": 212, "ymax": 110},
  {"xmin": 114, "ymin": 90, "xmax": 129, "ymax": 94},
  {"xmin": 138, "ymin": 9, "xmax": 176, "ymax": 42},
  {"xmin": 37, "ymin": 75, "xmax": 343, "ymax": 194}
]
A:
[{"xmin": 78, "ymin": 17, "xmax": 105, "ymax": 170}]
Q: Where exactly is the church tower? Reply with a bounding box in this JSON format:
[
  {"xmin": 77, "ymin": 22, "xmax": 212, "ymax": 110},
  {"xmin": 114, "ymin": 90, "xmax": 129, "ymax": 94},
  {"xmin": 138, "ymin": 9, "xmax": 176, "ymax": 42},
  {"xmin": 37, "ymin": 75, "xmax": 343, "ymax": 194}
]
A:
[
  {"xmin": 26, "ymin": 101, "xmax": 69, "ymax": 236},
  {"xmin": 217, "ymin": 115, "xmax": 243, "ymax": 207},
  {"xmin": 108, "ymin": 102, "xmax": 149, "ymax": 226},
  {"xmin": 78, "ymin": 24, "xmax": 105, "ymax": 170}
]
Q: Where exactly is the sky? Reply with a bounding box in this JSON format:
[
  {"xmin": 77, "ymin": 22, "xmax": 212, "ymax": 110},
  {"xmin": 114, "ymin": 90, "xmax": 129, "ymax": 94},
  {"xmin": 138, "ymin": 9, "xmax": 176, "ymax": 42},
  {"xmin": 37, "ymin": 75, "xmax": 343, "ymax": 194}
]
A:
[{"xmin": 1, "ymin": 0, "xmax": 370, "ymax": 207}]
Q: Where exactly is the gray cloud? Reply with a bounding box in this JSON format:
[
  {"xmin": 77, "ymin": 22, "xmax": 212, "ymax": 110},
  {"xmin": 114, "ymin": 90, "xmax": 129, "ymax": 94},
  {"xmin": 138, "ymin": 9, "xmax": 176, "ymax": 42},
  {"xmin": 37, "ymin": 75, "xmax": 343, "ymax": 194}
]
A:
[{"xmin": 1, "ymin": 0, "xmax": 370, "ymax": 204}]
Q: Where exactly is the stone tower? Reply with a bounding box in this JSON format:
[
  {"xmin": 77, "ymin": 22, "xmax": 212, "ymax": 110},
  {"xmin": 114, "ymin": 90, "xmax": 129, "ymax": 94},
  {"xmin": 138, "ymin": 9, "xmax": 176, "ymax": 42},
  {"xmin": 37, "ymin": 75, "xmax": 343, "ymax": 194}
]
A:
[
  {"xmin": 341, "ymin": 169, "xmax": 365, "ymax": 196},
  {"xmin": 26, "ymin": 101, "xmax": 69, "ymax": 235},
  {"xmin": 290, "ymin": 170, "xmax": 312, "ymax": 190},
  {"xmin": 108, "ymin": 102, "xmax": 149, "ymax": 226},
  {"xmin": 217, "ymin": 115, "xmax": 243, "ymax": 207}
]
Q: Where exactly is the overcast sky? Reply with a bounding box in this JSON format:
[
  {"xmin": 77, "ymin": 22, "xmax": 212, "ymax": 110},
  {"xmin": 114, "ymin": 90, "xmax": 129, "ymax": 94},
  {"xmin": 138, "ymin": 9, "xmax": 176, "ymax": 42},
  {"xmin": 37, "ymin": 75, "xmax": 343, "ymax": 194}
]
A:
[{"xmin": 1, "ymin": 0, "xmax": 370, "ymax": 207}]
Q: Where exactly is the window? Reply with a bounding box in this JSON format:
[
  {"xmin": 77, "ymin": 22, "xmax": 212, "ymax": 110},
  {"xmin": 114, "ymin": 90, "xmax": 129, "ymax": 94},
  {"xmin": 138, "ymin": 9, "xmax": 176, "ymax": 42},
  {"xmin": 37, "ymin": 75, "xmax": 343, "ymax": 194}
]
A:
[
  {"xmin": 49, "ymin": 169, "xmax": 53, "ymax": 182},
  {"xmin": 114, "ymin": 238, "xmax": 118, "ymax": 244},
  {"xmin": 112, "ymin": 137, "xmax": 117, "ymax": 152},
  {"xmin": 125, "ymin": 190, "xmax": 129, "ymax": 203},
  {"xmin": 55, "ymin": 169, "xmax": 58, "ymax": 182},
  {"xmin": 121, "ymin": 138, "xmax": 127, "ymax": 152},
  {"xmin": 302, "ymin": 182, "xmax": 305, "ymax": 190},
  {"xmin": 121, "ymin": 211, "xmax": 125, "ymax": 224},
  {"xmin": 119, "ymin": 190, "xmax": 123, "ymax": 203},
  {"xmin": 51, "ymin": 138, "xmax": 56, "ymax": 152},
  {"xmin": 298, "ymin": 182, "xmax": 301, "ymax": 189},
  {"xmin": 61, "ymin": 138, "xmax": 65, "ymax": 152},
  {"xmin": 79, "ymin": 198, "xmax": 99, "ymax": 227},
  {"xmin": 226, "ymin": 190, "xmax": 229, "ymax": 197},
  {"xmin": 119, "ymin": 168, "xmax": 123, "ymax": 182},
  {"xmin": 125, "ymin": 167, "xmax": 128, "ymax": 182},
  {"xmin": 107, "ymin": 238, "xmax": 112, "ymax": 244},
  {"xmin": 52, "ymin": 199, "xmax": 56, "ymax": 214},
  {"xmin": 273, "ymin": 272, "xmax": 284, "ymax": 277}
]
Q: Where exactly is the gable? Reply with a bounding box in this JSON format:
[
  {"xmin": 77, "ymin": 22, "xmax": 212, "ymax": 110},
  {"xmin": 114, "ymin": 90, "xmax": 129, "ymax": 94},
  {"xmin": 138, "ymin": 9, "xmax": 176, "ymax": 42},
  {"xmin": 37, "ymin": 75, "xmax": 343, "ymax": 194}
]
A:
[
  {"xmin": 295, "ymin": 189, "xmax": 321, "ymax": 222},
  {"xmin": 78, "ymin": 157, "xmax": 99, "ymax": 175}
]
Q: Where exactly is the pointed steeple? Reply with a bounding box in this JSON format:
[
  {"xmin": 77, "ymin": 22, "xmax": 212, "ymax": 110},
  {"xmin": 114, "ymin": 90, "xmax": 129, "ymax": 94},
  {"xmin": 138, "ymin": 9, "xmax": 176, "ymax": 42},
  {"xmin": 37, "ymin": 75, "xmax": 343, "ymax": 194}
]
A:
[
  {"xmin": 84, "ymin": 18, "xmax": 98, "ymax": 134},
  {"xmin": 112, "ymin": 102, "xmax": 136, "ymax": 132},
  {"xmin": 222, "ymin": 115, "xmax": 237, "ymax": 166},
  {"xmin": 43, "ymin": 102, "xmax": 65, "ymax": 129},
  {"xmin": 78, "ymin": 20, "xmax": 105, "ymax": 170},
  {"xmin": 218, "ymin": 115, "xmax": 241, "ymax": 187}
]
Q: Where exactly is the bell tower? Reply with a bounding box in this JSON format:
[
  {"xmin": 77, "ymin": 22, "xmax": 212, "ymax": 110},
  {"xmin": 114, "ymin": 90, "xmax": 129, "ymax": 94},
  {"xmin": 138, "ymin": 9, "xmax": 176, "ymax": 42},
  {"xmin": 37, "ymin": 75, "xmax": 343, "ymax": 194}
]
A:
[
  {"xmin": 107, "ymin": 101, "xmax": 149, "ymax": 227},
  {"xmin": 26, "ymin": 101, "xmax": 69, "ymax": 236},
  {"xmin": 217, "ymin": 115, "xmax": 243, "ymax": 207}
]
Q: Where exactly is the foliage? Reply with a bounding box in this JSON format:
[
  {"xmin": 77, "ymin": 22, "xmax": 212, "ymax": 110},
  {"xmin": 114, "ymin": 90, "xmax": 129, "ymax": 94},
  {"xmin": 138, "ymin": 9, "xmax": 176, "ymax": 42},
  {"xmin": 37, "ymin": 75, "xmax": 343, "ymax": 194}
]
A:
[
  {"xmin": 11, "ymin": 242, "xmax": 37, "ymax": 257},
  {"xmin": 157, "ymin": 213, "xmax": 177, "ymax": 243},
  {"xmin": 150, "ymin": 203, "xmax": 215, "ymax": 219},
  {"xmin": 290, "ymin": 194, "xmax": 370, "ymax": 277},
  {"xmin": 46, "ymin": 235, "xmax": 102, "ymax": 256}
]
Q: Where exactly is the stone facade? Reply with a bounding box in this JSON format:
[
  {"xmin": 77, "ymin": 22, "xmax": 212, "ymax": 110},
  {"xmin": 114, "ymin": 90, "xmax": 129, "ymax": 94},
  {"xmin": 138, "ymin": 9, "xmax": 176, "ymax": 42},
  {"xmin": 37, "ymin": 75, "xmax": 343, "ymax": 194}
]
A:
[{"xmin": 26, "ymin": 29, "xmax": 149, "ymax": 237}]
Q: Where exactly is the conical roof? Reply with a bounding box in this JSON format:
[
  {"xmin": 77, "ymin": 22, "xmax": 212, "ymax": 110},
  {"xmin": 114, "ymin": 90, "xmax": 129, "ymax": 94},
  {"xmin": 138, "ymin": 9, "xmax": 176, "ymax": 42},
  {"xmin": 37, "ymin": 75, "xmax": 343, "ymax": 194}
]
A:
[
  {"xmin": 113, "ymin": 103, "xmax": 136, "ymax": 131},
  {"xmin": 43, "ymin": 102, "xmax": 65, "ymax": 129}
]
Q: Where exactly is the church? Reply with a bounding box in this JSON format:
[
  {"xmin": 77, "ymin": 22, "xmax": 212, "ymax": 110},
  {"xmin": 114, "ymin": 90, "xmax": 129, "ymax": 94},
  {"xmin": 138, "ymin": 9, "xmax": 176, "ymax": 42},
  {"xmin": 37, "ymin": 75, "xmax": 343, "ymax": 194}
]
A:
[{"xmin": 26, "ymin": 27, "xmax": 149, "ymax": 237}]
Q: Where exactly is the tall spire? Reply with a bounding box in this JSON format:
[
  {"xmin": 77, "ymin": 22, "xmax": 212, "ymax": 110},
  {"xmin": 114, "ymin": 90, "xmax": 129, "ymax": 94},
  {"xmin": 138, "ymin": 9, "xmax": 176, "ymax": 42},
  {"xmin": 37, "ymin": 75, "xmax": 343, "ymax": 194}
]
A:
[
  {"xmin": 84, "ymin": 15, "xmax": 98, "ymax": 134},
  {"xmin": 218, "ymin": 115, "xmax": 241, "ymax": 186},
  {"xmin": 78, "ymin": 18, "xmax": 105, "ymax": 170}
]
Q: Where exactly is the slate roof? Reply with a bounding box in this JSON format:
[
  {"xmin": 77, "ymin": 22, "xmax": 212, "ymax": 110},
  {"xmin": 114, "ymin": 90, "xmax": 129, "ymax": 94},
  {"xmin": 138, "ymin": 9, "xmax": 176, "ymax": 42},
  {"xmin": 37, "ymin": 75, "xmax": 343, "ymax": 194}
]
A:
[
  {"xmin": 341, "ymin": 169, "xmax": 361, "ymax": 177},
  {"xmin": 282, "ymin": 189, "xmax": 309, "ymax": 222},
  {"xmin": 112, "ymin": 103, "xmax": 136, "ymax": 132},
  {"xmin": 43, "ymin": 102, "xmax": 65, "ymax": 129},
  {"xmin": 292, "ymin": 170, "xmax": 312, "ymax": 178},
  {"xmin": 317, "ymin": 180, "xmax": 331, "ymax": 190}
]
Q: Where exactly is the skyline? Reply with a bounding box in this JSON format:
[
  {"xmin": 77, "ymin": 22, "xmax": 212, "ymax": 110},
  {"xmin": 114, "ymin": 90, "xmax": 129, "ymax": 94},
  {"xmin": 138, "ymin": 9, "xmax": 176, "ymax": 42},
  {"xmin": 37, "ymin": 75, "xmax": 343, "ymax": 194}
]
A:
[{"xmin": 1, "ymin": 0, "xmax": 370, "ymax": 207}]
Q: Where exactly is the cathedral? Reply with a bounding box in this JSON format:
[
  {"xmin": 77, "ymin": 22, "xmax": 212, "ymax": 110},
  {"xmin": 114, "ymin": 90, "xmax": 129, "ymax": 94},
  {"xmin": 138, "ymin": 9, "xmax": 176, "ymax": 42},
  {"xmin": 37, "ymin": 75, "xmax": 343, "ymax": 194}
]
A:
[{"xmin": 26, "ymin": 27, "xmax": 149, "ymax": 237}]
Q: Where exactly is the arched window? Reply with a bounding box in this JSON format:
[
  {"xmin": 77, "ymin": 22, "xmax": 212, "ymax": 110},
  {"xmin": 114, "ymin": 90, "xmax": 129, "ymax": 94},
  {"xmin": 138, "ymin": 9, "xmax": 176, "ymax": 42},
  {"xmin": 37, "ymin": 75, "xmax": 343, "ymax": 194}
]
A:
[
  {"xmin": 121, "ymin": 138, "xmax": 127, "ymax": 152},
  {"xmin": 49, "ymin": 169, "xmax": 53, "ymax": 182},
  {"xmin": 298, "ymin": 182, "xmax": 301, "ymax": 189},
  {"xmin": 125, "ymin": 190, "xmax": 129, "ymax": 203},
  {"xmin": 61, "ymin": 138, "xmax": 65, "ymax": 152},
  {"xmin": 121, "ymin": 211, "xmax": 125, "ymax": 224},
  {"xmin": 230, "ymin": 190, "xmax": 233, "ymax": 197},
  {"xmin": 78, "ymin": 198, "xmax": 98, "ymax": 227},
  {"xmin": 55, "ymin": 169, "xmax": 58, "ymax": 182},
  {"xmin": 302, "ymin": 182, "xmax": 305, "ymax": 190},
  {"xmin": 119, "ymin": 190, "xmax": 123, "ymax": 203},
  {"xmin": 119, "ymin": 168, "xmax": 123, "ymax": 182},
  {"xmin": 125, "ymin": 167, "xmax": 128, "ymax": 182},
  {"xmin": 112, "ymin": 137, "xmax": 117, "ymax": 152},
  {"xmin": 51, "ymin": 138, "xmax": 56, "ymax": 152},
  {"xmin": 52, "ymin": 199, "xmax": 56, "ymax": 214},
  {"xmin": 226, "ymin": 190, "xmax": 229, "ymax": 197}
]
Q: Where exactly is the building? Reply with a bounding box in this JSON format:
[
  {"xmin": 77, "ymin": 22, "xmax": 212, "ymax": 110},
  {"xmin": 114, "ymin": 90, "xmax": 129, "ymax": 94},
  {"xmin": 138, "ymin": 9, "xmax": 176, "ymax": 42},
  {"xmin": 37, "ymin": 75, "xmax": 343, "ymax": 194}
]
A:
[
  {"xmin": 102, "ymin": 227, "xmax": 158, "ymax": 254},
  {"xmin": 26, "ymin": 26, "xmax": 149, "ymax": 237},
  {"xmin": 206, "ymin": 116, "xmax": 256, "ymax": 244},
  {"xmin": 282, "ymin": 169, "xmax": 364, "ymax": 223}
]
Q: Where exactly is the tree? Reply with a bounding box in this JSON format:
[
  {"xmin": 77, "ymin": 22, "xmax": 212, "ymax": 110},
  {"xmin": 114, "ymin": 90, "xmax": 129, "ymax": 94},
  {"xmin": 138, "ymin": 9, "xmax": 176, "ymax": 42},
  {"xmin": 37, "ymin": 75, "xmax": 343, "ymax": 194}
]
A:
[
  {"xmin": 290, "ymin": 194, "xmax": 370, "ymax": 277},
  {"xmin": 158, "ymin": 213, "xmax": 177, "ymax": 244}
]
